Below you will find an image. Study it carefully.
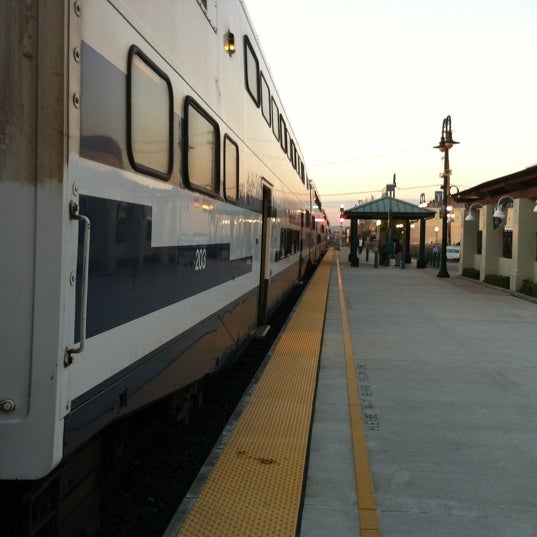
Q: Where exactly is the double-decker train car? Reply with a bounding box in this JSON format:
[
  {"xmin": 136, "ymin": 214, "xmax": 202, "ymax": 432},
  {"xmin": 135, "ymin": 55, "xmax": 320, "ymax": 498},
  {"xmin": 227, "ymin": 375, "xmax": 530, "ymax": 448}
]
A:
[
  {"xmin": 310, "ymin": 196, "xmax": 330, "ymax": 263},
  {"xmin": 0, "ymin": 0, "xmax": 327, "ymax": 532}
]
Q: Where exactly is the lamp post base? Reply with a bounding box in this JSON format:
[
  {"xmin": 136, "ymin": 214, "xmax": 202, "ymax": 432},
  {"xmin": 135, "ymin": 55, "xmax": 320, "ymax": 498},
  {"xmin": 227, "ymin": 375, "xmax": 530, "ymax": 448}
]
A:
[{"xmin": 437, "ymin": 268, "xmax": 450, "ymax": 278}]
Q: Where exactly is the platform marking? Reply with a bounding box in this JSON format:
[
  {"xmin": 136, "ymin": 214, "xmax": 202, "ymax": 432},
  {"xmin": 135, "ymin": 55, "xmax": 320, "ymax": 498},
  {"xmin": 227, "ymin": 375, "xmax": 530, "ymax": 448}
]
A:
[
  {"xmin": 336, "ymin": 255, "xmax": 381, "ymax": 537},
  {"xmin": 171, "ymin": 250, "xmax": 333, "ymax": 537}
]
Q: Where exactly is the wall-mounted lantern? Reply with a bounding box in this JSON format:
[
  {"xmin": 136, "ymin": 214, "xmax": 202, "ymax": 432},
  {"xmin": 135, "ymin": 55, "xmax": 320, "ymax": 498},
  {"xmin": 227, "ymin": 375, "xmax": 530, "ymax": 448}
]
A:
[{"xmin": 224, "ymin": 31, "xmax": 236, "ymax": 56}]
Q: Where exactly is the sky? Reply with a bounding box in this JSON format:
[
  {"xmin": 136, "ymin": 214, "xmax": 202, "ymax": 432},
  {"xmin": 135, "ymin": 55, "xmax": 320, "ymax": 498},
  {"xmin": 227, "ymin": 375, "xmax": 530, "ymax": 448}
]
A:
[{"xmin": 243, "ymin": 0, "xmax": 537, "ymax": 226}]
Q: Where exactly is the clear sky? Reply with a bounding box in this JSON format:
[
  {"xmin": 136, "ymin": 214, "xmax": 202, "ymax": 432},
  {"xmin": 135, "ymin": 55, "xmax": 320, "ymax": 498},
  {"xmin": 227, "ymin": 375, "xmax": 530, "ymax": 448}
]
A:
[{"xmin": 243, "ymin": 0, "xmax": 537, "ymax": 225}]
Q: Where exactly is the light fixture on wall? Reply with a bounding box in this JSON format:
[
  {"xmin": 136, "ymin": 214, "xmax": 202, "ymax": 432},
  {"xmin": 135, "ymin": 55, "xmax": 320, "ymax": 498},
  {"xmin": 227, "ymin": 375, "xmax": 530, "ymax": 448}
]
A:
[
  {"xmin": 533, "ymin": 200, "xmax": 537, "ymax": 213},
  {"xmin": 465, "ymin": 202, "xmax": 483, "ymax": 222},
  {"xmin": 493, "ymin": 196, "xmax": 514, "ymax": 219},
  {"xmin": 224, "ymin": 31, "xmax": 236, "ymax": 56}
]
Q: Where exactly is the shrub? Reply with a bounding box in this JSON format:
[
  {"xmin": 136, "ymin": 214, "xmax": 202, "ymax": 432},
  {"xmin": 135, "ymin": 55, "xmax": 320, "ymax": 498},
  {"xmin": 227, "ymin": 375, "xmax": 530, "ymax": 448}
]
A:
[
  {"xmin": 462, "ymin": 267, "xmax": 480, "ymax": 280},
  {"xmin": 483, "ymin": 274, "xmax": 510, "ymax": 289},
  {"xmin": 519, "ymin": 279, "xmax": 537, "ymax": 298}
]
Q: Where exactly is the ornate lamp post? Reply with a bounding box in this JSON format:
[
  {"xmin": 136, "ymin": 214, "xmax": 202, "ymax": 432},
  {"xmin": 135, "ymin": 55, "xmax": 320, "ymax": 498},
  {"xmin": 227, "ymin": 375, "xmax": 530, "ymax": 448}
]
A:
[{"xmin": 434, "ymin": 115, "xmax": 458, "ymax": 278}]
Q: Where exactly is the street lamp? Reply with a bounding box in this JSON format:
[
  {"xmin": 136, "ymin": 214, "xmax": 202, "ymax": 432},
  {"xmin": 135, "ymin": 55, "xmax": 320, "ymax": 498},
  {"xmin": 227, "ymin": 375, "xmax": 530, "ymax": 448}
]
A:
[{"xmin": 434, "ymin": 115, "xmax": 459, "ymax": 278}]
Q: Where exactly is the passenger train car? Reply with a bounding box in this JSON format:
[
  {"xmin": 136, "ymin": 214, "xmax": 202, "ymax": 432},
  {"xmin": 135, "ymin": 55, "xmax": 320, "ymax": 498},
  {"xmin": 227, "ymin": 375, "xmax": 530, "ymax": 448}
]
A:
[{"xmin": 0, "ymin": 0, "xmax": 327, "ymax": 531}]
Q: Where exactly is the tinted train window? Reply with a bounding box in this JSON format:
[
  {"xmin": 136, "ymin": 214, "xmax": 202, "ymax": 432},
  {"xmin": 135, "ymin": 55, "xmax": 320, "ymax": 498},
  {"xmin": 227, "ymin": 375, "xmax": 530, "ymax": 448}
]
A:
[
  {"xmin": 271, "ymin": 98, "xmax": 280, "ymax": 140},
  {"xmin": 260, "ymin": 74, "xmax": 271, "ymax": 126},
  {"xmin": 183, "ymin": 96, "xmax": 220, "ymax": 195},
  {"xmin": 289, "ymin": 139, "xmax": 297, "ymax": 168},
  {"xmin": 279, "ymin": 115, "xmax": 288, "ymax": 153},
  {"xmin": 244, "ymin": 36, "xmax": 260, "ymax": 106},
  {"xmin": 127, "ymin": 46, "xmax": 173, "ymax": 180},
  {"xmin": 224, "ymin": 135, "xmax": 239, "ymax": 201},
  {"xmin": 80, "ymin": 43, "xmax": 126, "ymax": 170}
]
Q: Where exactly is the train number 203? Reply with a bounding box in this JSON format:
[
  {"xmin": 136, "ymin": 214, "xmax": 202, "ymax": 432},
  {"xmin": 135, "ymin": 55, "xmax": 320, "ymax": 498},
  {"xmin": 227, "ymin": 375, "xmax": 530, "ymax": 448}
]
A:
[{"xmin": 195, "ymin": 248, "xmax": 207, "ymax": 271}]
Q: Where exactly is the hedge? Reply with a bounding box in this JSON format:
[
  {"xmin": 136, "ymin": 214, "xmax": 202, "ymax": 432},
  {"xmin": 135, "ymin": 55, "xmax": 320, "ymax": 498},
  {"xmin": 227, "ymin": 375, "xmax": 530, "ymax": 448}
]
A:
[
  {"xmin": 462, "ymin": 267, "xmax": 480, "ymax": 280},
  {"xmin": 519, "ymin": 279, "xmax": 537, "ymax": 298},
  {"xmin": 483, "ymin": 274, "xmax": 510, "ymax": 289}
]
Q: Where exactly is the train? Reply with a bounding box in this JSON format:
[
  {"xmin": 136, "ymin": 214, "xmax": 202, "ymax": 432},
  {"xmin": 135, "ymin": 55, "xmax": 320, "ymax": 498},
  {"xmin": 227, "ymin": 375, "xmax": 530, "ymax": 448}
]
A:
[{"xmin": 0, "ymin": 0, "xmax": 327, "ymax": 533}]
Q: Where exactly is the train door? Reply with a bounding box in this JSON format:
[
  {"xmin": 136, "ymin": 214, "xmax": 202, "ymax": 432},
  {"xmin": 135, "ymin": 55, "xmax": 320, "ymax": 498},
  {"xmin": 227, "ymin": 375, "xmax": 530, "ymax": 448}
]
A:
[{"xmin": 257, "ymin": 184, "xmax": 272, "ymax": 325}]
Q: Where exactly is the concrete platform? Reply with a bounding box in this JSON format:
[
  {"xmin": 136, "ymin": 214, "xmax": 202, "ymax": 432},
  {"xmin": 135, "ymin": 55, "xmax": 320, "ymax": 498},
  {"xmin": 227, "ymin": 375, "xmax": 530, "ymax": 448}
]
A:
[{"xmin": 301, "ymin": 247, "xmax": 537, "ymax": 536}]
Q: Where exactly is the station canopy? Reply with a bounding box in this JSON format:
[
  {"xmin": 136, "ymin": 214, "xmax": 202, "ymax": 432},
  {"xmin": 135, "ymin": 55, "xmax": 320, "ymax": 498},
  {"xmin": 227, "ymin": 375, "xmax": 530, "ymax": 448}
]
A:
[{"xmin": 343, "ymin": 196, "xmax": 436, "ymax": 220}]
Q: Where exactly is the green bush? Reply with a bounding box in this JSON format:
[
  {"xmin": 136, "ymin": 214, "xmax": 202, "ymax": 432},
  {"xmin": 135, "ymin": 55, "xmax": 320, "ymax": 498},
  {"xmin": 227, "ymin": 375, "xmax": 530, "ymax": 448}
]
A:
[
  {"xmin": 519, "ymin": 279, "xmax": 537, "ymax": 298},
  {"xmin": 483, "ymin": 274, "xmax": 510, "ymax": 289},
  {"xmin": 462, "ymin": 267, "xmax": 480, "ymax": 280}
]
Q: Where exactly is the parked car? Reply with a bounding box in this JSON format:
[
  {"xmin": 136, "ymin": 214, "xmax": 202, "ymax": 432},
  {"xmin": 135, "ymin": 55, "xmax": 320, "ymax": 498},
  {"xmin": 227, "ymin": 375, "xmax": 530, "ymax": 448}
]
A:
[{"xmin": 446, "ymin": 246, "xmax": 460, "ymax": 261}]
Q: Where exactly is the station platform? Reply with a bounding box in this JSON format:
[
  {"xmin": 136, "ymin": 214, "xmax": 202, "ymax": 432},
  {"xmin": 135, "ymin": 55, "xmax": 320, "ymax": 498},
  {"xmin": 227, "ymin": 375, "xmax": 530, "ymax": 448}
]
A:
[{"xmin": 164, "ymin": 247, "xmax": 537, "ymax": 537}]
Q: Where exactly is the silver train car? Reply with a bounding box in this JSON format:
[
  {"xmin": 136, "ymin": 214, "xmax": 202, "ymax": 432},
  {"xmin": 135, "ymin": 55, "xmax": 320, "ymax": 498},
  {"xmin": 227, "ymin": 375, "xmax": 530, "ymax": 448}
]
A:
[{"xmin": 0, "ymin": 0, "xmax": 327, "ymax": 492}]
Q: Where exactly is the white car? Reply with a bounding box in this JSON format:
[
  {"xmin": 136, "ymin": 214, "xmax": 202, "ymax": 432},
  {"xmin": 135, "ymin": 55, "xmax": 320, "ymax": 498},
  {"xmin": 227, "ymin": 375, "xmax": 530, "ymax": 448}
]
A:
[{"xmin": 446, "ymin": 246, "xmax": 460, "ymax": 261}]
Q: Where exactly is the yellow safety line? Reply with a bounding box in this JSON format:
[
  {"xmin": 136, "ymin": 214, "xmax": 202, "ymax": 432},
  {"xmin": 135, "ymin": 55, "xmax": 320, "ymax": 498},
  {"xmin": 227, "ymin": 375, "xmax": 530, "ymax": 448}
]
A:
[{"xmin": 336, "ymin": 254, "xmax": 381, "ymax": 537}]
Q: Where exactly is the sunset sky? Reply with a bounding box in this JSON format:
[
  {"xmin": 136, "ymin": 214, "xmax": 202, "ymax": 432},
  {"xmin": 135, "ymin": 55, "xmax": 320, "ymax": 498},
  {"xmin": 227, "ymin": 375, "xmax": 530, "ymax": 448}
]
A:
[{"xmin": 244, "ymin": 0, "xmax": 537, "ymax": 225}]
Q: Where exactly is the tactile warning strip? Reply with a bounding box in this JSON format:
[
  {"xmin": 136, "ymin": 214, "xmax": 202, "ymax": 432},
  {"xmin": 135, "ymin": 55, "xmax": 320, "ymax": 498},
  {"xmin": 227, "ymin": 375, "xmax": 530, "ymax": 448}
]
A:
[{"xmin": 175, "ymin": 250, "xmax": 333, "ymax": 537}]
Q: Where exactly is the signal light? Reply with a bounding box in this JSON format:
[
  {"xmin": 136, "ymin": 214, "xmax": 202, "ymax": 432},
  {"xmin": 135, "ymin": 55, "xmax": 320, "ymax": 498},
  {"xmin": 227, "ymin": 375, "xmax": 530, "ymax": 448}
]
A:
[{"xmin": 224, "ymin": 31, "xmax": 236, "ymax": 56}]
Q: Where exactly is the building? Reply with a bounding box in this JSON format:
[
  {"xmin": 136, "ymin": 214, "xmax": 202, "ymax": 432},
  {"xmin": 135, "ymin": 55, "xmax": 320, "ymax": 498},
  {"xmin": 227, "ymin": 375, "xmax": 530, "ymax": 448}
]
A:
[{"xmin": 455, "ymin": 165, "xmax": 537, "ymax": 292}]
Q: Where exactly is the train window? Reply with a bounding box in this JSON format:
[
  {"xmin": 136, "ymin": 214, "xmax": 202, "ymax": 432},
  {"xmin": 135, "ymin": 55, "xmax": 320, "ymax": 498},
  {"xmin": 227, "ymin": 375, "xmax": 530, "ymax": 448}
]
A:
[
  {"xmin": 260, "ymin": 73, "xmax": 271, "ymax": 126},
  {"xmin": 271, "ymin": 98, "xmax": 280, "ymax": 140},
  {"xmin": 279, "ymin": 115, "xmax": 288, "ymax": 153},
  {"xmin": 224, "ymin": 135, "xmax": 239, "ymax": 202},
  {"xmin": 127, "ymin": 46, "xmax": 173, "ymax": 180},
  {"xmin": 183, "ymin": 96, "xmax": 220, "ymax": 195},
  {"xmin": 80, "ymin": 43, "xmax": 126, "ymax": 170},
  {"xmin": 289, "ymin": 139, "xmax": 297, "ymax": 168},
  {"xmin": 244, "ymin": 36, "xmax": 260, "ymax": 106}
]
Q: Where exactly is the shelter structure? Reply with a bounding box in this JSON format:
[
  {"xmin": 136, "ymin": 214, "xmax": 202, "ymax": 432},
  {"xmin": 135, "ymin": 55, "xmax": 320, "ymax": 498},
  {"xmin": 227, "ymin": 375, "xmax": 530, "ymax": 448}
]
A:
[
  {"xmin": 454, "ymin": 165, "xmax": 537, "ymax": 291},
  {"xmin": 344, "ymin": 196, "xmax": 436, "ymax": 268}
]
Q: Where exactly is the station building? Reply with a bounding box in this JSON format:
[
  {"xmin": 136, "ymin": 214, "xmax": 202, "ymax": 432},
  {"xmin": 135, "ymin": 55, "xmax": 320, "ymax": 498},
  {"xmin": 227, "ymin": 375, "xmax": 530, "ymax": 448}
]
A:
[{"xmin": 455, "ymin": 165, "xmax": 537, "ymax": 293}]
